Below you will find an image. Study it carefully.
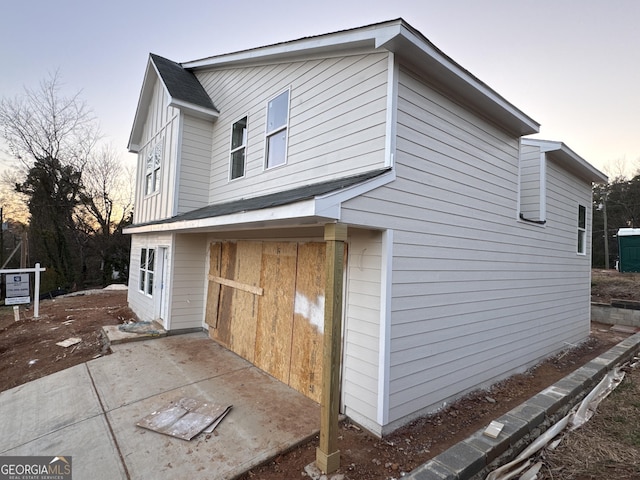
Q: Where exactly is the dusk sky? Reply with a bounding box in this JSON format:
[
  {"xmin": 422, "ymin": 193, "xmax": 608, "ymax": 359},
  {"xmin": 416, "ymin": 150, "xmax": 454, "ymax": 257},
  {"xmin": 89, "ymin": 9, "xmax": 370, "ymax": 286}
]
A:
[{"xmin": 2, "ymin": 0, "xmax": 639, "ymax": 177}]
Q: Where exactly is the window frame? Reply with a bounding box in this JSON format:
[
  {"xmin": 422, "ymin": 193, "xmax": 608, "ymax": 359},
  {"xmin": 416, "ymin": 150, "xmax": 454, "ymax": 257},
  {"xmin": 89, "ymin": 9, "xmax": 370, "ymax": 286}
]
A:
[
  {"xmin": 229, "ymin": 115, "xmax": 248, "ymax": 181},
  {"xmin": 264, "ymin": 88, "xmax": 290, "ymax": 170},
  {"xmin": 139, "ymin": 247, "xmax": 155, "ymax": 296},
  {"xmin": 577, "ymin": 204, "xmax": 587, "ymax": 255},
  {"xmin": 144, "ymin": 141, "xmax": 162, "ymax": 196}
]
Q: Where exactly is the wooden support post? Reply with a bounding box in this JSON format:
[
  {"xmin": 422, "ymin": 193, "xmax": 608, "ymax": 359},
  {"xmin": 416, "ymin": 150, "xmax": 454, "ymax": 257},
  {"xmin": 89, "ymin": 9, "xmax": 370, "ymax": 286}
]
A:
[{"xmin": 316, "ymin": 223, "xmax": 347, "ymax": 474}]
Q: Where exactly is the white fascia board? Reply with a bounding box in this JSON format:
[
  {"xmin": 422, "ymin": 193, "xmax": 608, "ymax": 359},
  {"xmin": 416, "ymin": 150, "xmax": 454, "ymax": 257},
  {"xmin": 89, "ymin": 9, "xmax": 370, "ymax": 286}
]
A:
[
  {"xmin": 182, "ymin": 21, "xmax": 403, "ymax": 70},
  {"xmin": 388, "ymin": 24, "xmax": 539, "ymax": 135},
  {"xmin": 522, "ymin": 138, "xmax": 608, "ymax": 183},
  {"xmin": 128, "ymin": 58, "xmax": 157, "ymax": 153},
  {"xmin": 125, "ymin": 169, "xmax": 396, "ymax": 235},
  {"xmin": 314, "ymin": 169, "xmax": 396, "ymax": 218},
  {"xmin": 168, "ymin": 98, "xmax": 219, "ymax": 120},
  {"xmin": 124, "ymin": 198, "xmax": 323, "ymax": 234}
]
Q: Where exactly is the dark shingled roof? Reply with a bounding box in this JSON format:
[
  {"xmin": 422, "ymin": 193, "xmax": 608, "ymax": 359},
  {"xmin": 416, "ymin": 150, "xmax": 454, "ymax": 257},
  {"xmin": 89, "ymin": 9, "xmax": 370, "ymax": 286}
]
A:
[
  {"xmin": 150, "ymin": 53, "xmax": 217, "ymax": 112},
  {"xmin": 134, "ymin": 168, "xmax": 392, "ymax": 228}
]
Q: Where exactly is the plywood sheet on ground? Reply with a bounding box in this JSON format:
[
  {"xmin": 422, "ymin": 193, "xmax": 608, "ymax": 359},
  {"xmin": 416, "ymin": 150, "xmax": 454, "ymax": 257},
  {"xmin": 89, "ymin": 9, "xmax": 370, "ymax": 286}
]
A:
[{"xmin": 136, "ymin": 397, "xmax": 231, "ymax": 441}]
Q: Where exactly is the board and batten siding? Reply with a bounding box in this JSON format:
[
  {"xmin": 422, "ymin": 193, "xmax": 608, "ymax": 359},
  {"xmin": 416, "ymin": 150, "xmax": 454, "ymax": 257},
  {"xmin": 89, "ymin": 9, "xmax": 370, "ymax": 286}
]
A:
[
  {"xmin": 128, "ymin": 232, "xmax": 173, "ymax": 323},
  {"xmin": 195, "ymin": 51, "xmax": 389, "ymax": 203},
  {"xmin": 176, "ymin": 115, "xmax": 214, "ymax": 215},
  {"xmin": 170, "ymin": 234, "xmax": 208, "ymax": 330},
  {"xmin": 341, "ymin": 67, "xmax": 594, "ymax": 432},
  {"xmin": 342, "ymin": 229, "xmax": 383, "ymax": 433},
  {"xmin": 133, "ymin": 77, "xmax": 181, "ymax": 224}
]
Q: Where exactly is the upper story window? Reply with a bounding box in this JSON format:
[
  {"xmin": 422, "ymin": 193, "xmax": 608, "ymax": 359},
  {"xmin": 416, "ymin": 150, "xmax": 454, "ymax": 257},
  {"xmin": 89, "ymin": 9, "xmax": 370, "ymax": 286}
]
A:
[
  {"xmin": 139, "ymin": 247, "xmax": 155, "ymax": 296},
  {"xmin": 145, "ymin": 142, "xmax": 162, "ymax": 195},
  {"xmin": 230, "ymin": 116, "xmax": 247, "ymax": 180},
  {"xmin": 265, "ymin": 89, "xmax": 290, "ymax": 169},
  {"xmin": 577, "ymin": 204, "xmax": 587, "ymax": 254}
]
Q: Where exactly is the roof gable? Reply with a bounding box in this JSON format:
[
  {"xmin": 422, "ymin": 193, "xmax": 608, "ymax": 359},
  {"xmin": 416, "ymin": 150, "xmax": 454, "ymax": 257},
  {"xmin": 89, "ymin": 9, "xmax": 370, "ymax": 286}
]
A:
[{"xmin": 128, "ymin": 54, "xmax": 219, "ymax": 152}]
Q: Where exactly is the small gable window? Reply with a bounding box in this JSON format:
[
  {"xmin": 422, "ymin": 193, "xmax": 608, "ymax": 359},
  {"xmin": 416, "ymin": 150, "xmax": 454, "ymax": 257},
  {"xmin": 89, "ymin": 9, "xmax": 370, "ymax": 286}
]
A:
[
  {"xmin": 230, "ymin": 116, "xmax": 247, "ymax": 180},
  {"xmin": 577, "ymin": 204, "xmax": 587, "ymax": 255},
  {"xmin": 265, "ymin": 89, "xmax": 290, "ymax": 169},
  {"xmin": 145, "ymin": 142, "xmax": 162, "ymax": 195},
  {"xmin": 139, "ymin": 247, "xmax": 155, "ymax": 296}
]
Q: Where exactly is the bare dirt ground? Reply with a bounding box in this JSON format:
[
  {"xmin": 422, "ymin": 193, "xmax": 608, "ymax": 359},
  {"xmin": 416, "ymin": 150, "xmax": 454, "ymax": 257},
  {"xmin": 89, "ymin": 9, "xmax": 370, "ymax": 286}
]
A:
[
  {"xmin": 0, "ymin": 289, "xmax": 135, "ymax": 393},
  {"xmin": 590, "ymin": 268, "xmax": 640, "ymax": 304},
  {"xmin": 0, "ymin": 271, "xmax": 637, "ymax": 480}
]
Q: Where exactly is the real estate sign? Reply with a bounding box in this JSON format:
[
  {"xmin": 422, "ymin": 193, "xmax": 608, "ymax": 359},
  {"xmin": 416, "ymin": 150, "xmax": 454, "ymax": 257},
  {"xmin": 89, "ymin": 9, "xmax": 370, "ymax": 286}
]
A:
[{"xmin": 5, "ymin": 274, "xmax": 30, "ymax": 305}]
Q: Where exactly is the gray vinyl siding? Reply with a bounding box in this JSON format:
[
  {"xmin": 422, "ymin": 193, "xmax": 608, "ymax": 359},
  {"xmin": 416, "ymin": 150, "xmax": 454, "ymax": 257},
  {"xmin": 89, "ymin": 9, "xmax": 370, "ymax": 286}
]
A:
[
  {"xmin": 341, "ymin": 67, "xmax": 594, "ymax": 430},
  {"xmin": 170, "ymin": 234, "xmax": 208, "ymax": 330},
  {"xmin": 134, "ymin": 78, "xmax": 181, "ymax": 224},
  {"xmin": 195, "ymin": 51, "xmax": 389, "ymax": 203},
  {"xmin": 176, "ymin": 115, "xmax": 214, "ymax": 214},
  {"xmin": 520, "ymin": 143, "xmax": 543, "ymax": 220},
  {"xmin": 342, "ymin": 229, "xmax": 383, "ymax": 432}
]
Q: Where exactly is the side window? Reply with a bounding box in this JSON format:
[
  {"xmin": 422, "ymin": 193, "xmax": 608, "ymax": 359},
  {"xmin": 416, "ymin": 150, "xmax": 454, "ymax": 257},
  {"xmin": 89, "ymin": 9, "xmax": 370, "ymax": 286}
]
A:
[
  {"xmin": 265, "ymin": 89, "xmax": 290, "ymax": 169},
  {"xmin": 230, "ymin": 116, "xmax": 247, "ymax": 180},
  {"xmin": 139, "ymin": 248, "xmax": 155, "ymax": 296},
  {"xmin": 145, "ymin": 142, "xmax": 162, "ymax": 195},
  {"xmin": 577, "ymin": 204, "xmax": 586, "ymax": 254}
]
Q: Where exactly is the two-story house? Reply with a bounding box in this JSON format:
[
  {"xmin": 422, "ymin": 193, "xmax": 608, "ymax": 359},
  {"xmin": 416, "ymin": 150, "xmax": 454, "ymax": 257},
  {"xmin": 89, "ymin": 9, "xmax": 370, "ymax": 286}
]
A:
[{"xmin": 125, "ymin": 18, "xmax": 607, "ymax": 437}]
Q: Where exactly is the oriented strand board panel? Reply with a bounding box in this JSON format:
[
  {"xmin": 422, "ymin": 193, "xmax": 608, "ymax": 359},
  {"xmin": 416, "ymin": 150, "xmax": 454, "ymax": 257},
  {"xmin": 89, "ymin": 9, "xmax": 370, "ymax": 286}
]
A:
[
  {"xmin": 205, "ymin": 243, "xmax": 221, "ymax": 332},
  {"xmin": 213, "ymin": 242, "xmax": 237, "ymax": 348},
  {"xmin": 228, "ymin": 241, "xmax": 262, "ymax": 363},
  {"xmin": 290, "ymin": 242, "xmax": 325, "ymax": 402},
  {"xmin": 255, "ymin": 242, "xmax": 298, "ymax": 383}
]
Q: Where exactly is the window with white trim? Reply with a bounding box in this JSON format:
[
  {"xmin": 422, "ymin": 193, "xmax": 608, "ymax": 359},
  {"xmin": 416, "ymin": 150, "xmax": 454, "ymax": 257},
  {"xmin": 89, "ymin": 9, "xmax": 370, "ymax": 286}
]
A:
[
  {"xmin": 265, "ymin": 89, "xmax": 290, "ymax": 169},
  {"xmin": 230, "ymin": 116, "xmax": 247, "ymax": 180},
  {"xmin": 139, "ymin": 248, "xmax": 155, "ymax": 296},
  {"xmin": 577, "ymin": 204, "xmax": 587, "ymax": 254},
  {"xmin": 145, "ymin": 142, "xmax": 162, "ymax": 195}
]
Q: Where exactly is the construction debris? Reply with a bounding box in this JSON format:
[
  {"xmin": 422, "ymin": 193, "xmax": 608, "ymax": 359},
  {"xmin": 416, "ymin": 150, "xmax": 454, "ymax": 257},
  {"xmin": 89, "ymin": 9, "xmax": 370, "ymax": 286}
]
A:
[
  {"xmin": 486, "ymin": 366, "xmax": 628, "ymax": 480},
  {"xmin": 137, "ymin": 397, "xmax": 232, "ymax": 441},
  {"xmin": 56, "ymin": 337, "xmax": 82, "ymax": 348},
  {"xmin": 118, "ymin": 321, "xmax": 161, "ymax": 335}
]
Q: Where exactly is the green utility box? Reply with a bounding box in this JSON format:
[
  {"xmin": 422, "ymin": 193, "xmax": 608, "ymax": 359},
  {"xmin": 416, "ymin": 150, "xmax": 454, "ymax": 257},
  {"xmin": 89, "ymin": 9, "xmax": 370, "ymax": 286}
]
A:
[{"xmin": 618, "ymin": 228, "xmax": 640, "ymax": 272}]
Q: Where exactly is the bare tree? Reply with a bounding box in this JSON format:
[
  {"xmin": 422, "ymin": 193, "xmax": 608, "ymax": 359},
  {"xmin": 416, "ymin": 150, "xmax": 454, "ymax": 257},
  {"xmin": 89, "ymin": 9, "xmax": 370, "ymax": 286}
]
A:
[
  {"xmin": 0, "ymin": 72, "xmax": 100, "ymax": 288},
  {"xmin": 78, "ymin": 143, "xmax": 133, "ymax": 284},
  {"xmin": 0, "ymin": 71, "xmax": 100, "ymax": 170}
]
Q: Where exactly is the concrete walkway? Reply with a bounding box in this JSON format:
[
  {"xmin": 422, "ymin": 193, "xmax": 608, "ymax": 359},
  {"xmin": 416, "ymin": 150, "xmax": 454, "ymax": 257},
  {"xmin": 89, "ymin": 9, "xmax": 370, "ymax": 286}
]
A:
[{"xmin": 0, "ymin": 333, "xmax": 320, "ymax": 479}]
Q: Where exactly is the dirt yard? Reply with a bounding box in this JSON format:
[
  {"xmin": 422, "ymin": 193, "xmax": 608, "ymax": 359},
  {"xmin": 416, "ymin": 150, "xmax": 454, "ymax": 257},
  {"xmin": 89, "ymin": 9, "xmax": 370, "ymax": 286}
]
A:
[
  {"xmin": 0, "ymin": 271, "xmax": 637, "ymax": 479},
  {"xmin": 0, "ymin": 288, "xmax": 135, "ymax": 393}
]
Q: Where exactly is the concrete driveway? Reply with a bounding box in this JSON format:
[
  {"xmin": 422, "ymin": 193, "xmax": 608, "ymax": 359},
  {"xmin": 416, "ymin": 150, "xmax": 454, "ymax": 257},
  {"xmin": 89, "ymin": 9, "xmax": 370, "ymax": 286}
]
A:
[{"xmin": 0, "ymin": 332, "xmax": 320, "ymax": 479}]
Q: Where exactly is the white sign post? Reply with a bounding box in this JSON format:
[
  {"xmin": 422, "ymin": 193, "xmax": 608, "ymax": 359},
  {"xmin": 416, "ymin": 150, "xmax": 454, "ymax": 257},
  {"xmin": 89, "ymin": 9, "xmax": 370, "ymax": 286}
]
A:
[{"xmin": 2, "ymin": 263, "xmax": 46, "ymax": 318}]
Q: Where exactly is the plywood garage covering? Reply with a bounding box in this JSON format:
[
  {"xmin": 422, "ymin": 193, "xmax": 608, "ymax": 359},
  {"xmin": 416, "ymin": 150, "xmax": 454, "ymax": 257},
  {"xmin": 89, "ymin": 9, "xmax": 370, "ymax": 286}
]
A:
[{"xmin": 206, "ymin": 241, "xmax": 326, "ymax": 402}]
